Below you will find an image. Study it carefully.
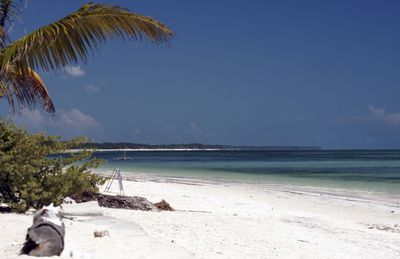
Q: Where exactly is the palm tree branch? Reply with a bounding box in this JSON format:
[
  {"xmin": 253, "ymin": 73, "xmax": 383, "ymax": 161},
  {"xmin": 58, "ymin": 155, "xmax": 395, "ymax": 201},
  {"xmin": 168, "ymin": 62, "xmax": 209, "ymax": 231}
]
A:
[
  {"xmin": 0, "ymin": 2, "xmax": 174, "ymax": 71},
  {"xmin": 1, "ymin": 67, "xmax": 55, "ymax": 112},
  {"xmin": 0, "ymin": 0, "xmax": 12, "ymax": 27},
  {"xmin": 0, "ymin": 0, "xmax": 22, "ymax": 27}
]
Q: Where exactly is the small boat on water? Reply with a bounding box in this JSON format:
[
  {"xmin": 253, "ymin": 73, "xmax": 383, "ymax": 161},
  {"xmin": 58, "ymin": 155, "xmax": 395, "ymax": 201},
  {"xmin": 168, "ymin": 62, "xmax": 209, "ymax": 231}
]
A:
[{"xmin": 113, "ymin": 150, "xmax": 133, "ymax": 161}]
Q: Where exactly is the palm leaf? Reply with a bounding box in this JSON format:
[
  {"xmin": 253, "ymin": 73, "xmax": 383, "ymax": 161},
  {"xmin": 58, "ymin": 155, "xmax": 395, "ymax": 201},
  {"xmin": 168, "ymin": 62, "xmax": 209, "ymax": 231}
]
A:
[
  {"xmin": 0, "ymin": 25, "xmax": 4, "ymax": 40},
  {"xmin": 1, "ymin": 66, "xmax": 55, "ymax": 112},
  {"xmin": 0, "ymin": 2, "xmax": 174, "ymax": 72},
  {"xmin": 0, "ymin": 0, "xmax": 22, "ymax": 27}
]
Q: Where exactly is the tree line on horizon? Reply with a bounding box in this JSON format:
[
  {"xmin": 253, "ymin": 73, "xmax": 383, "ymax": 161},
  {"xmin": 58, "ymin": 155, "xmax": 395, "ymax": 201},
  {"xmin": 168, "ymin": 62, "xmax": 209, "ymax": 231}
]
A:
[{"xmin": 74, "ymin": 142, "xmax": 322, "ymax": 150}]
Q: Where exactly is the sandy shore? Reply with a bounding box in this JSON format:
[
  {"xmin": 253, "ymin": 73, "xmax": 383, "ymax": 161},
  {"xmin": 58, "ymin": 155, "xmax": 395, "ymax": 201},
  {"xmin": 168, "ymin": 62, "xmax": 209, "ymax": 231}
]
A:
[{"xmin": 1, "ymin": 175, "xmax": 400, "ymax": 258}]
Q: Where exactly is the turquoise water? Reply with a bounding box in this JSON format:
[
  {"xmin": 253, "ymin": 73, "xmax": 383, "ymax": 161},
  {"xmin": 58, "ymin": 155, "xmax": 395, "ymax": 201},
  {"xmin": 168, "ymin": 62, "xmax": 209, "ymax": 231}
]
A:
[{"xmin": 91, "ymin": 150, "xmax": 400, "ymax": 195}]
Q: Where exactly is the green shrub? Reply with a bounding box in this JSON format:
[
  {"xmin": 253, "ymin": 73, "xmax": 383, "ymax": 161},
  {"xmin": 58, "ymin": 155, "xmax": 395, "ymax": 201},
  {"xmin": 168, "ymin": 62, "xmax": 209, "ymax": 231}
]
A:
[{"xmin": 0, "ymin": 120, "xmax": 106, "ymax": 212}]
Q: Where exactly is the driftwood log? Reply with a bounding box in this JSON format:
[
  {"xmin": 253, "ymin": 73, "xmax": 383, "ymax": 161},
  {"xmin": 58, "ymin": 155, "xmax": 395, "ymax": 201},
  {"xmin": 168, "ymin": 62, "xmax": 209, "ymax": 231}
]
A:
[
  {"xmin": 71, "ymin": 192, "xmax": 174, "ymax": 211},
  {"xmin": 97, "ymin": 195, "xmax": 155, "ymax": 211},
  {"xmin": 70, "ymin": 191, "xmax": 100, "ymax": 203}
]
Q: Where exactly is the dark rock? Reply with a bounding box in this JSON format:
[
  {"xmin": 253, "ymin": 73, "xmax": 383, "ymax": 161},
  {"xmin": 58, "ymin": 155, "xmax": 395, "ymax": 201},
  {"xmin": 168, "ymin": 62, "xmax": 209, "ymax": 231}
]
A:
[
  {"xmin": 154, "ymin": 199, "xmax": 175, "ymax": 211},
  {"xmin": 94, "ymin": 230, "xmax": 110, "ymax": 238},
  {"xmin": 0, "ymin": 203, "xmax": 11, "ymax": 213}
]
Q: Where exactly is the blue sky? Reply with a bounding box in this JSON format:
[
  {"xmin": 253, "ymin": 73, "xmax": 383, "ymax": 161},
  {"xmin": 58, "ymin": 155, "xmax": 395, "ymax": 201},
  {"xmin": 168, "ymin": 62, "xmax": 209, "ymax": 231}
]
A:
[{"xmin": 1, "ymin": 0, "xmax": 400, "ymax": 148}]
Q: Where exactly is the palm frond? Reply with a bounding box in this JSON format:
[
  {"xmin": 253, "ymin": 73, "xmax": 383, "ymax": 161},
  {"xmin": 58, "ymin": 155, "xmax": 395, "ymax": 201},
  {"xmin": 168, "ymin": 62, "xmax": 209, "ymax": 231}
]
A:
[
  {"xmin": 0, "ymin": 24, "xmax": 4, "ymax": 39},
  {"xmin": 1, "ymin": 66, "xmax": 55, "ymax": 113},
  {"xmin": 1, "ymin": 0, "xmax": 13, "ymax": 27},
  {"xmin": 0, "ymin": 0, "xmax": 28, "ymax": 48},
  {"xmin": 0, "ymin": 0, "xmax": 12, "ymax": 47},
  {"xmin": 0, "ymin": 0, "xmax": 24, "ymax": 29},
  {"xmin": 0, "ymin": 2, "xmax": 174, "ymax": 72}
]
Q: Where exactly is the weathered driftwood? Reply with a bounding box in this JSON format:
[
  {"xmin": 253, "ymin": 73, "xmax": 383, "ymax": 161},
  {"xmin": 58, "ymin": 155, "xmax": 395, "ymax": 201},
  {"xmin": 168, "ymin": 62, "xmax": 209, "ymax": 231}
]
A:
[
  {"xmin": 71, "ymin": 191, "xmax": 175, "ymax": 211},
  {"xmin": 70, "ymin": 191, "xmax": 99, "ymax": 203},
  {"xmin": 97, "ymin": 194, "xmax": 156, "ymax": 211}
]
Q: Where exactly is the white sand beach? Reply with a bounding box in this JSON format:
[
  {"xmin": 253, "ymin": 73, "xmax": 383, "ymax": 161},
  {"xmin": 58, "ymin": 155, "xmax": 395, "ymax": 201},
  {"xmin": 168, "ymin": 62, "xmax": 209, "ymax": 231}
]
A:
[{"xmin": 1, "ymin": 175, "xmax": 400, "ymax": 259}]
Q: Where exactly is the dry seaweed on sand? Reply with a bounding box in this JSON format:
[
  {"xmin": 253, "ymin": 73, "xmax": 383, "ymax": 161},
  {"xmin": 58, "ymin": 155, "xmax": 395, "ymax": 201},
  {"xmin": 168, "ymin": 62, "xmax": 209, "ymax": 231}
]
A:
[{"xmin": 71, "ymin": 191, "xmax": 174, "ymax": 211}]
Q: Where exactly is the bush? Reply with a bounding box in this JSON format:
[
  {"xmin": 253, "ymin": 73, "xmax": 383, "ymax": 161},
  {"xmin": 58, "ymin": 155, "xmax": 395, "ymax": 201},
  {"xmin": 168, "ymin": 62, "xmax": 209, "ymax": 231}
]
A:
[{"xmin": 0, "ymin": 120, "xmax": 106, "ymax": 212}]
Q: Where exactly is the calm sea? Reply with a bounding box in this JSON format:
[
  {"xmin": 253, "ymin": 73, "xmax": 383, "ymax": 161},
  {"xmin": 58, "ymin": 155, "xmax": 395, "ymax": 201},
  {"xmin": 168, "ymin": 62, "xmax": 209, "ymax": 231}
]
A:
[{"xmin": 90, "ymin": 150, "xmax": 400, "ymax": 195}]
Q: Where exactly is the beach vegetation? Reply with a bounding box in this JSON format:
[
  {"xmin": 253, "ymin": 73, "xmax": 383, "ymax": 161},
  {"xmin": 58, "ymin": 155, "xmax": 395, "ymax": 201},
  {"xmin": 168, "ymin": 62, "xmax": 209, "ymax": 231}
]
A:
[{"xmin": 0, "ymin": 120, "xmax": 106, "ymax": 212}]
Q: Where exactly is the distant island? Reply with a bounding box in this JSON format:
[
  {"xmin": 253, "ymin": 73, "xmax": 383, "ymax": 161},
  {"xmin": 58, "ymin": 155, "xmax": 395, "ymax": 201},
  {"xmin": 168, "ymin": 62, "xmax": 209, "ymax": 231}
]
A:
[{"xmin": 74, "ymin": 142, "xmax": 321, "ymax": 151}]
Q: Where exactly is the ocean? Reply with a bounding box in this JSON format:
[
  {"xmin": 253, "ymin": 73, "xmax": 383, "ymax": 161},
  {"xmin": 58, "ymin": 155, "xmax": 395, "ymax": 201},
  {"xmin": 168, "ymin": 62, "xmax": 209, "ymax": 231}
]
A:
[{"xmin": 91, "ymin": 150, "xmax": 400, "ymax": 196}]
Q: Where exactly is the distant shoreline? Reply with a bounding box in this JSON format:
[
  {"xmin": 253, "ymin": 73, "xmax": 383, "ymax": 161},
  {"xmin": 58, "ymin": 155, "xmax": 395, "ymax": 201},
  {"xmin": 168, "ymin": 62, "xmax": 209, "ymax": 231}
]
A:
[
  {"xmin": 65, "ymin": 147, "xmax": 322, "ymax": 153},
  {"xmin": 72, "ymin": 142, "xmax": 321, "ymax": 151},
  {"xmin": 66, "ymin": 148, "xmax": 224, "ymax": 152}
]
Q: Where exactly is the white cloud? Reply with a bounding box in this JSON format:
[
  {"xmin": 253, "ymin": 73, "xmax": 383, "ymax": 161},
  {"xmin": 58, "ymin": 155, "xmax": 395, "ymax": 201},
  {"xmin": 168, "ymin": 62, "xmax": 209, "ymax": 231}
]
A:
[
  {"xmin": 57, "ymin": 109, "xmax": 99, "ymax": 129},
  {"xmin": 13, "ymin": 108, "xmax": 102, "ymax": 139},
  {"xmin": 347, "ymin": 105, "xmax": 400, "ymax": 127},
  {"xmin": 18, "ymin": 109, "xmax": 45, "ymax": 127},
  {"xmin": 84, "ymin": 84, "xmax": 100, "ymax": 93},
  {"xmin": 64, "ymin": 65, "xmax": 85, "ymax": 77},
  {"xmin": 368, "ymin": 105, "xmax": 385, "ymax": 117},
  {"xmin": 368, "ymin": 105, "xmax": 400, "ymax": 126}
]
